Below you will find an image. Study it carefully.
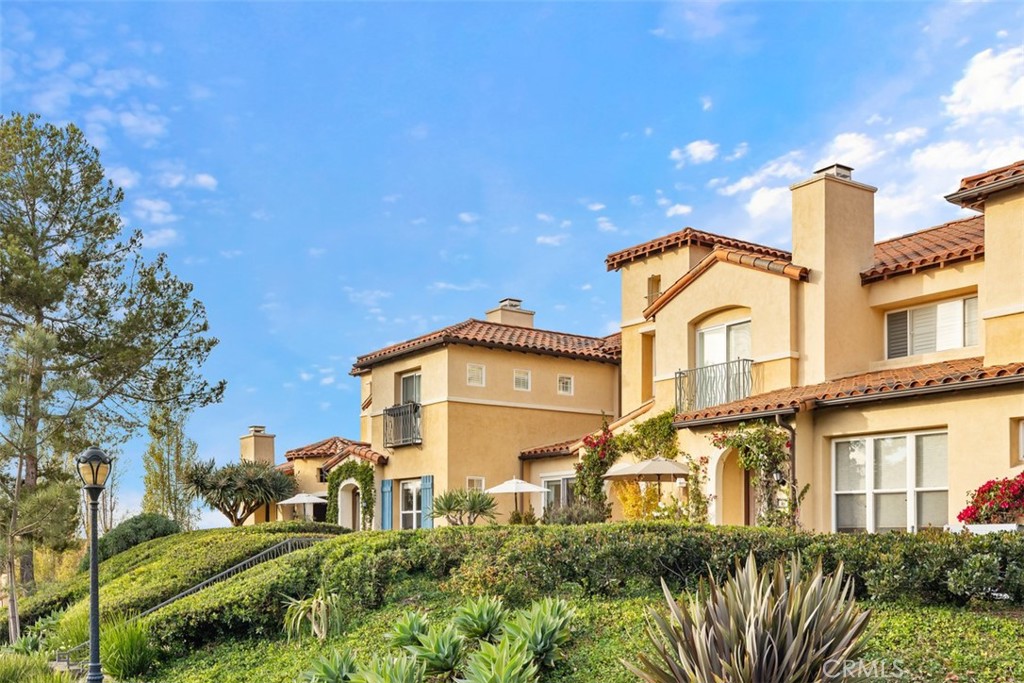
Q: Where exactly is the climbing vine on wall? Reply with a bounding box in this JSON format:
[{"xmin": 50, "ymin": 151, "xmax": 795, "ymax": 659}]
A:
[
  {"xmin": 326, "ymin": 460, "xmax": 376, "ymax": 529},
  {"xmin": 574, "ymin": 419, "xmax": 620, "ymax": 517}
]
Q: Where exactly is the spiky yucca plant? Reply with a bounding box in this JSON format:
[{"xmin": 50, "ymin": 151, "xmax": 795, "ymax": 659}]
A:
[
  {"xmin": 299, "ymin": 649, "xmax": 359, "ymax": 683},
  {"xmin": 458, "ymin": 638, "xmax": 539, "ymax": 683},
  {"xmin": 453, "ymin": 596, "xmax": 507, "ymax": 643},
  {"xmin": 503, "ymin": 598, "xmax": 574, "ymax": 668},
  {"xmin": 624, "ymin": 553, "xmax": 871, "ymax": 683},
  {"xmin": 404, "ymin": 623, "xmax": 467, "ymax": 680},
  {"xmin": 351, "ymin": 654, "xmax": 425, "ymax": 683},
  {"xmin": 389, "ymin": 610, "xmax": 431, "ymax": 648},
  {"xmin": 284, "ymin": 584, "xmax": 347, "ymax": 642}
]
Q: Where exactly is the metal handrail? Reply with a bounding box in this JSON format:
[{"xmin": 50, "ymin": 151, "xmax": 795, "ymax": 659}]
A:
[
  {"xmin": 384, "ymin": 402, "xmax": 422, "ymax": 447},
  {"xmin": 675, "ymin": 358, "xmax": 754, "ymax": 412},
  {"xmin": 54, "ymin": 535, "xmax": 326, "ymax": 664}
]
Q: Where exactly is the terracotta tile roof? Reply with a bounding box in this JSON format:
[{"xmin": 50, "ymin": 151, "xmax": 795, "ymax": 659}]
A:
[
  {"xmin": 520, "ymin": 438, "xmax": 578, "ymax": 461},
  {"xmin": 862, "ymin": 215, "xmax": 985, "ymax": 283},
  {"xmin": 602, "ymin": 332, "xmax": 622, "ymax": 355},
  {"xmin": 275, "ymin": 461, "xmax": 294, "ymax": 475},
  {"xmin": 946, "ymin": 159, "xmax": 1024, "ymax": 209},
  {"xmin": 605, "ymin": 227, "xmax": 791, "ymax": 272},
  {"xmin": 644, "ymin": 246, "xmax": 809, "ymax": 319},
  {"xmin": 352, "ymin": 319, "xmax": 622, "ymax": 374},
  {"xmin": 285, "ymin": 436, "xmax": 388, "ymax": 466},
  {"xmin": 674, "ymin": 358, "xmax": 1024, "ymax": 425}
]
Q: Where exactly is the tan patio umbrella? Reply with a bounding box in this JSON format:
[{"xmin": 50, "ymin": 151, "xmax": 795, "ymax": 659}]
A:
[
  {"xmin": 277, "ymin": 493, "xmax": 327, "ymax": 521},
  {"xmin": 602, "ymin": 457, "xmax": 689, "ymax": 499},
  {"xmin": 486, "ymin": 478, "xmax": 549, "ymax": 513}
]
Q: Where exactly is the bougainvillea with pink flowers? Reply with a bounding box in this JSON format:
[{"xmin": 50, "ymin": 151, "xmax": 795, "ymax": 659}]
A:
[{"xmin": 957, "ymin": 471, "xmax": 1024, "ymax": 524}]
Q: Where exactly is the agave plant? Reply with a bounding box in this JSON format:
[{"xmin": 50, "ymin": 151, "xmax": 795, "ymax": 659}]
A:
[
  {"xmin": 404, "ymin": 623, "xmax": 467, "ymax": 680},
  {"xmin": 389, "ymin": 610, "xmax": 431, "ymax": 648},
  {"xmin": 453, "ymin": 596, "xmax": 507, "ymax": 643},
  {"xmin": 458, "ymin": 638, "xmax": 539, "ymax": 683},
  {"xmin": 623, "ymin": 553, "xmax": 872, "ymax": 683},
  {"xmin": 351, "ymin": 654, "xmax": 425, "ymax": 683},
  {"xmin": 503, "ymin": 598, "xmax": 574, "ymax": 668},
  {"xmin": 284, "ymin": 584, "xmax": 348, "ymax": 642},
  {"xmin": 299, "ymin": 649, "xmax": 359, "ymax": 683}
]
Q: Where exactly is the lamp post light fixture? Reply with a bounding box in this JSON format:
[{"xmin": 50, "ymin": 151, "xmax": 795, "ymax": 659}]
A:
[{"xmin": 76, "ymin": 446, "xmax": 114, "ymax": 683}]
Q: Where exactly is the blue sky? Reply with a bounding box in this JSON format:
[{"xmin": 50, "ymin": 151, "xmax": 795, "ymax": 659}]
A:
[{"xmin": 2, "ymin": 2, "xmax": 1022, "ymax": 526}]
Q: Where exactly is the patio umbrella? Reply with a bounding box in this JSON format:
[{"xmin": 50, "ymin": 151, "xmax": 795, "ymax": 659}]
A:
[
  {"xmin": 485, "ymin": 478, "xmax": 549, "ymax": 513},
  {"xmin": 603, "ymin": 457, "xmax": 690, "ymax": 499},
  {"xmin": 277, "ymin": 493, "xmax": 327, "ymax": 521}
]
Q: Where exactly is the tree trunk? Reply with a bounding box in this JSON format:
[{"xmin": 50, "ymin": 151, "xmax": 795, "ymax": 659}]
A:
[
  {"xmin": 19, "ymin": 314, "xmax": 46, "ymax": 593},
  {"xmin": 6, "ymin": 552, "xmax": 20, "ymax": 643}
]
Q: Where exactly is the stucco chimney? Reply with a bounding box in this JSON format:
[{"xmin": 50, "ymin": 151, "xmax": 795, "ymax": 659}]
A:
[
  {"xmin": 791, "ymin": 163, "xmax": 878, "ymax": 383},
  {"xmin": 485, "ymin": 298, "xmax": 535, "ymax": 328},
  {"xmin": 240, "ymin": 425, "xmax": 275, "ymax": 466}
]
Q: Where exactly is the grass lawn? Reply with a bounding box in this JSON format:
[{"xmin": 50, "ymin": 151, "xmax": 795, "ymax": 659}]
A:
[{"xmin": 149, "ymin": 578, "xmax": 1024, "ymax": 683}]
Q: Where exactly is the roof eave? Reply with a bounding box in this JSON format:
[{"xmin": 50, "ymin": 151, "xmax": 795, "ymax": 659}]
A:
[{"xmin": 944, "ymin": 175, "xmax": 1024, "ymax": 209}]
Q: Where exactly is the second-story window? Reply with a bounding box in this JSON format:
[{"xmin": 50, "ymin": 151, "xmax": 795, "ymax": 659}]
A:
[
  {"xmin": 557, "ymin": 375, "xmax": 574, "ymax": 395},
  {"xmin": 886, "ymin": 296, "xmax": 978, "ymax": 359},
  {"xmin": 467, "ymin": 363, "xmax": 486, "ymax": 387},
  {"xmin": 514, "ymin": 369, "xmax": 532, "ymax": 391},
  {"xmin": 697, "ymin": 320, "xmax": 751, "ymax": 367},
  {"xmin": 317, "ymin": 468, "xmax": 327, "ymax": 483},
  {"xmin": 647, "ymin": 275, "xmax": 661, "ymax": 306},
  {"xmin": 401, "ymin": 371, "xmax": 421, "ymax": 404}
]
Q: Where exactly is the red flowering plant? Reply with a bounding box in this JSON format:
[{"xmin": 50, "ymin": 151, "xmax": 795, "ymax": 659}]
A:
[
  {"xmin": 957, "ymin": 471, "xmax": 1024, "ymax": 524},
  {"xmin": 574, "ymin": 419, "xmax": 620, "ymax": 518}
]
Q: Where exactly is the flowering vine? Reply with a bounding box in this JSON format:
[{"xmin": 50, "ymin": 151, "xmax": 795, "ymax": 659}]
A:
[{"xmin": 574, "ymin": 419, "xmax": 620, "ymax": 518}]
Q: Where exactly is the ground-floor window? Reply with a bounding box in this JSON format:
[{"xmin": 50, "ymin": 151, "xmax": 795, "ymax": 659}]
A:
[
  {"xmin": 833, "ymin": 430, "xmax": 948, "ymax": 533},
  {"xmin": 542, "ymin": 476, "xmax": 575, "ymax": 510},
  {"xmin": 400, "ymin": 479, "xmax": 422, "ymax": 529}
]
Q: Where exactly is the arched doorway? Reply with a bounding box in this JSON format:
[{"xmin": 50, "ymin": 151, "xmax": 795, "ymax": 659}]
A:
[
  {"xmin": 716, "ymin": 449, "xmax": 755, "ymax": 526},
  {"xmin": 337, "ymin": 479, "xmax": 362, "ymax": 531}
]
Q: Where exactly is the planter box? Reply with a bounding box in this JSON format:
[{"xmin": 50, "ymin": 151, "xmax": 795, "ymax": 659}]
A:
[{"xmin": 948, "ymin": 523, "xmax": 1024, "ymax": 534}]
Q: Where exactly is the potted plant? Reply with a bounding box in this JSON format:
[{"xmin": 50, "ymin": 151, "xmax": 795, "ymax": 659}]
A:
[{"xmin": 956, "ymin": 471, "xmax": 1024, "ymax": 534}]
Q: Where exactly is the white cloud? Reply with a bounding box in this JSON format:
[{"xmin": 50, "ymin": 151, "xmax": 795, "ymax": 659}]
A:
[
  {"xmin": 300, "ymin": 371, "xmax": 313, "ymax": 381},
  {"xmin": 669, "ymin": 140, "xmax": 719, "ymax": 168},
  {"xmin": 580, "ymin": 283, "xmax": 592, "ymax": 291},
  {"xmin": 142, "ymin": 228, "xmax": 178, "ymax": 248},
  {"xmin": 536, "ymin": 213, "xmax": 554, "ymax": 223},
  {"xmin": 816, "ymin": 132, "xmax": 885, "ymax": 170},
  {"xmin": 251, "ymin": 209, "xmax": 271, "ymax": 221},
  {"xmin": 308, "ymin": 247, "xmax": 326, "ymax": 257},
  {"xmin": 192, "ymin": 173, "xmax": 218, "ymax": 190},
  {"xmin": 745, "ymin": 186, "xmax": 790, "ymax": 220},
  {"xmin": 865, "ymin": 114, "xmax": 891, "ymax": 126},
  {"xmin": 644, "ymin": 126, "xmax": 654, "ymax": 137},
  {"xmin": 158, "ymin": 172, "xmax": 186, "ymax": 188},
  {"xmin": 628, "ymin": 194, "xmax": 644, "ymax": 206},
  {"xmin": 700, "ymin": 96, "xmax": 713, "ymax": 111},
  {"xmin": 884, "ymin": 127, "xmax": 927, "ymax": 146},
  {"xmin": 536, "ymin": 234, "xmax": 568, "ymax": 246},
  {"xmin": 596, "ymin": 216, "xmax": 617, "ymax": 233},
  {"xmin": 320, "ymin": 376, "xmax": 336, "ymax": 386},
  {"xmin": 943, "ymin": 46, "xmax": 1024, "ymax": 127},
  {"xmin": 430, "ymin": 280, "xmax": 486, "ymax": 292},
  {"xmin": 665, "ymin": 203, "xmax": 692, "ymax": 217},
  {"xmin": 133, "ymin": 198, "xmax": 178, "ymax": 224},
  {"xmin": 319, "ymin": 402, "xmax": 331, "ymax": 411},
  {"xmin": 220, "ymin": 249, "xmax": 242, "ymax": 259},
  {"xmin": 118, "ymin": 105, "xmax": 168, "ymax": 143},
  {"xmin": 717, "ymin": 151, "xmax": 804, "ymax": 196},
  {"xmin": 35, "ymin": 47, "xmax": 65, "ymax": 71},
  {"xmin": 107, "ymin": 166, "xmax": 139, "ymax": 190},
  {"xmin": 457, "ymin": 212, "xmax": 480, "ymax": 224},
  {"xmin": 586, "ymin": 202, "xmax": 606, "ymax": 211},
  {"xmin": 725, "ymin": 142, "xmax": 749, "ymax": 161},
  {"xmin": 669, "ymin": 148, "xmax": 686, "ymax": 169},
  {"xmin": 344, "ymin": 287, "xmax": 392, "ymax": 308}
]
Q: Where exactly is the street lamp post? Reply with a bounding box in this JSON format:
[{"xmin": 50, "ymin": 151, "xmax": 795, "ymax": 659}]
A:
[{"xmin": 76, "ymin": 446, "xmax": 114, "ymax": 683}]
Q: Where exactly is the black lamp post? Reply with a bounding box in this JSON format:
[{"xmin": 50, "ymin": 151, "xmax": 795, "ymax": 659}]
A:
[{"xmin": 76, "ymin": 446, "xmax": 113, "ymax": 683}]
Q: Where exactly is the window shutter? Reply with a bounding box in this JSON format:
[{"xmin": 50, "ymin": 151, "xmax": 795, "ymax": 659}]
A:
[
  {"xmin": 935, "ymin": 300, "xmax": 964, "ymax": 351},
  {"xmin": 420, "ymin": 475, "xmax": 433, "ymax": 529},
  {"xmin": 886, "ymin": 310, "xmax": 908, "ymax": 358},
  {"xmin": 964, "ymin": 297, "xmax": 979, "ymax": 346},
  {"xmin": 380, "ymin": 480, "xmax": 393, "ymax": 531},
  {"xmin": 910, "ymin": 306, "xmax": 937, "ymax": 355}
]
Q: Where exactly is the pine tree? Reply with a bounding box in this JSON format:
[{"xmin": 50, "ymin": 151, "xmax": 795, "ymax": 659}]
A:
[{"xmin": 141, "ymin": 406, "xmax": 200, "ymax": 531}]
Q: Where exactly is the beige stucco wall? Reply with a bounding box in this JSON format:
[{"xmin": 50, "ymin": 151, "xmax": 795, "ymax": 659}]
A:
[{"xmin": 981, "ymin": 190, "xmax": 1024, "ymax": 366}]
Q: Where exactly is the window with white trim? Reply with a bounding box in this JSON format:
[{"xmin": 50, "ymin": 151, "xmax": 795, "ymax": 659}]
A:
[
  {"xmin": 514, "ymin": 369, "xmax": 531, "ymax": 391},
  {"xmin": 467, "ymin": 363, "xmax": 485, "ymax": 387},
  {"xmin": 400, "ymin": 480, "xmax": 422, "ymax": 530},
  {"xmin": 557, "ymin": 375, "xmax": 574, "ymax": 396},
  {"xmin": 697, "ymin": 319, "xmax": 751, "ymax": 367},
  {"xmin": 886, "ymin": 296, "xmax": 978, "ymax": 359},
  {"xmin": 833, "ymin": 431, "xmax": 948, "ymax": 533},
  {"xmin": 542, "ymin": 477, "xmax": 576, "ymax": 510},
  {"xmin": 466, "ymin": 476, "xmax": 485, "ymax": 492}
]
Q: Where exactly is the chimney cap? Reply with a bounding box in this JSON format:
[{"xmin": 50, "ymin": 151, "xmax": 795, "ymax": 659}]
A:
[
  {"xmin": 498, "ymin": 297, "xmax": 523, "ymax": 309},
  {"xmin": 248, "ymin": 425, "xmax": 266, "ymax": 435},
  {"xmin": 813, "ymin": 163, "xmax": 854, "ymax": 180}
]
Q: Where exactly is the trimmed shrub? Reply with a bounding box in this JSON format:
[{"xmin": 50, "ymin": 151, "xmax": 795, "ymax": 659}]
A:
[{"xmin": 79, "ymin": 513, "xmax": 180, "ymax": 572}]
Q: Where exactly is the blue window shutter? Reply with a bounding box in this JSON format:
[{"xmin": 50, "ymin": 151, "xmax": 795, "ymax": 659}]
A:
[
  {"xmin": 380, "ymin": 479, "xmax": 393, "ymax": 531},
  {"xmin": 420, "ymin": 475, "xmax": 434, "ymax": 529}
]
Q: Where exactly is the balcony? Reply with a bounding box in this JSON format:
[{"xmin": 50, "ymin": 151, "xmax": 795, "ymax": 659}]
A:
[
  {"xmin": 675, "ymin": 359, "xmax": 754, "ymax": 413},
  {"xmin": 384, "ymin": 402, "xmax": 422, "ymax": 447}
]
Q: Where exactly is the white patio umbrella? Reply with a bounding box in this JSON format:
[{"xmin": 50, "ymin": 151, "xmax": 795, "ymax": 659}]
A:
[
  {"xmin": 603, "ymin": 457, "xmax": 690, "ymax": 499},
  {"xmin": 486, "ymin": 478, "xmax": 549, "ymax": 513},
  {"xmin": 277, "ymin": 493, "xmax": 328, "ymax": 521}
]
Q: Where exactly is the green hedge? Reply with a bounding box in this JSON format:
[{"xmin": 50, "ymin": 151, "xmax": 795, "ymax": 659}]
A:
[
  {"xmin": 8, "ymin": 521, "xmax": 346, "ymax": 643},
  {"xmin": 139, "ymin": 523, "xmax": 1024, "ymax": 653},
  {"xmin": 78, "ymin": 513, "xmax": 180, "ymax": 572}
]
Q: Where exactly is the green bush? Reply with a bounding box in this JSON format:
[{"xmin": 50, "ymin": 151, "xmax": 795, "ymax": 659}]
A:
[
  {"xmin": 0, "ymin": 652, "xmax": 73, "ymax": 683},
  {"xmin": 403, "ymin": 623, "xmax": 466, "ymax": 679},
  {"xmin": 351, "ymin": 654, "xmax": 425, "ymax": 683},
  {"xmin": 625, "ymin": 554, "xmax": 871, "ymax": 683},
  {"xmin": 541, "ymin": 503, "xmax": 607, "ymax": 526},
  {"xmin": 461, "ymin": 638, "xmax": 538, "ymax": 683},
  {"xmin": 300, "ymin": 649, "xmax": 359, "ymax": 683},
  {"xmin": 79, "ymin": 513, "xmax": 181, "ymax": 572},
  {"xmin": 388, "ymin": 611, "xmax": 430, "ymax": 648},
  {"xmin": 101, "ymin": 616, "xmax": 159, "ymax": 681},
  {"xmin": 452, "ymin": 596, "xmax": 507, "ymax": 643}
]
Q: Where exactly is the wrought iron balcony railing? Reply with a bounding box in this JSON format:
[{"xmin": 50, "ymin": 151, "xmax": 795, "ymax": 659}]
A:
[
  {"xmin": 675, "ymin": 359, "xmax": 754, "ymax": 413},
  {"xmin": 384, "ymin": 402, "xmax": 422, "ymax": 447}
]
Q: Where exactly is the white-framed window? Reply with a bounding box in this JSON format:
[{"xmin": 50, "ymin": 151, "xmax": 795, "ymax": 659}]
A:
[
  {"xmin": 557, "ymin": 375, "xmax": 574, "ymax": 396},
  {"xmin": 697, "ymin": 319, "xmax": 752, "ymax": 367},
  {"xmin": 400, "ymin": 480, "xmax": 422, "ymax": 530},
  {"xmin": 1014, "ymin": 418, "xmax": 1024, "ymax": 464},
  {"xmin": 400, "ymin": 371, "xmax": 422, "ymax": 404},
  {"xmin": 542, "ymin": 477, "xmax": 576, "ymax": 510},
  {"xmin": 514, "ymin": 369, "xmax": 531, "ymax": 391},
  {"xmin": 466, "ymin": 476, "xmax": 485, "ymax": 491},
  {"xmin": 886, "ymin": 296, "xmax": 978, "ymax": 359},
  {"xmin": 467, "ymin": 363, "xmax": 486, "ymax": 387},
  {"xmin": 833, "ymin": 431, "xmax": 948, "ymax": 533}
]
